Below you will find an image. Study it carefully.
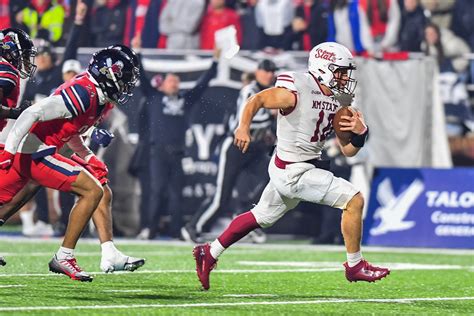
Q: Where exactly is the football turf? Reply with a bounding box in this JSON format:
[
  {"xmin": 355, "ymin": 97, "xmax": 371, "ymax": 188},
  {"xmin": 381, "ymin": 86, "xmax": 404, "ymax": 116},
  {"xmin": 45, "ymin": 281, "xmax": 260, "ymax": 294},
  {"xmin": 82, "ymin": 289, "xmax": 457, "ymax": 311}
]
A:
[{"xmin": 0, "ymin": 239, "xmax": 472, "ymax": 315}]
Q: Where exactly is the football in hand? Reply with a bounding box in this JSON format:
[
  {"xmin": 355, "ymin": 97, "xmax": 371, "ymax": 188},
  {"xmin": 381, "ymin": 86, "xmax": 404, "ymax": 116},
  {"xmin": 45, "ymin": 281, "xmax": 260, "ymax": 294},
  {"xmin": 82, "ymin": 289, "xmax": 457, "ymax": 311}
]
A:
[{"xmin": 333, "ymin": 106, "xmax": 353, "ymax": 143}]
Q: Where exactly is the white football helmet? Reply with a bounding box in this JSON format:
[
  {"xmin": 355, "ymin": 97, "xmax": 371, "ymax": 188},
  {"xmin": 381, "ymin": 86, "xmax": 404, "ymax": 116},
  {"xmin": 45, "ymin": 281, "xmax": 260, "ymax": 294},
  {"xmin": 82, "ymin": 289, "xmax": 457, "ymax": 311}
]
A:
[{"xmin": 308, "ymin": 42, "xmax": 357, "ymax": 95}]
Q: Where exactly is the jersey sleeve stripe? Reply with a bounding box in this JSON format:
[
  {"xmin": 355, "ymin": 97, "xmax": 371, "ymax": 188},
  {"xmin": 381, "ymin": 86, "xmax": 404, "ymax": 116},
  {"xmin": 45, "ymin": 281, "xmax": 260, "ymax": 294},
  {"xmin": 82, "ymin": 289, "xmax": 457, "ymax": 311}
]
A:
[
  {"xmin": 60, "ymin": 89, "xmax": 79, "ymax": 117},
  {"xmin": 0, "ymin": 63, "xmax": 18, "ymax": 75},
  {"xmin": 0, "ymin": 77, "xmax": 16, "ymax": 86},
  {"xmin": 277, "ymin": 78, "xmax": 294, "ymax": 83},
  {"xmin": 64, "ymin": 87, "xmax": 83, "ymax": 114},
  {"xmin": 0, "ymin": 71, "xmax": 19, "ymax": 81},
  {"xmin": 277, "ymin": 74, "xmax": 293, "ymax": 79},
  {"xmin": 70, "ymin": 85, "xmax": 90, "ymax": 113}
]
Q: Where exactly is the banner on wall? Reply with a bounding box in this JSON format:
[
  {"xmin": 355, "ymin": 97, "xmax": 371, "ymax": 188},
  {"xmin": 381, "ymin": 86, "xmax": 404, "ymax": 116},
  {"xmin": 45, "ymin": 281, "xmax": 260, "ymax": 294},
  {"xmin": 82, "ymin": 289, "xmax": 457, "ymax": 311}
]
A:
[{"xmin": 363, "ymin": 168, "xmax": 474, "ymax": 249}]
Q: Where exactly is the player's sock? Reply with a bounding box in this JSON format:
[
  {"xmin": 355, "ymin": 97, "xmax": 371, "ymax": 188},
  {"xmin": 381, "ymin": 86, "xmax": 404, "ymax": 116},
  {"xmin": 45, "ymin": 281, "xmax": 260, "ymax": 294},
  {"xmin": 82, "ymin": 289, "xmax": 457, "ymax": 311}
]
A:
[
  {"xmin": 210, "ymin": 239, "xmax": 225, "ymax": 259},
  {"xmin": 101, "ymin": 241, "xmax": 121, "ymax": 258},
  {"xmin": 56, "ymin": 246, "xmax": 74, "ymax": 260},
  {"xmin": 346, "ymin": 251, "xmax": 362, "ymax": 267},
  {"xmin": 212, "ymin": 211, "xmax": 261, "ymax": 259}
]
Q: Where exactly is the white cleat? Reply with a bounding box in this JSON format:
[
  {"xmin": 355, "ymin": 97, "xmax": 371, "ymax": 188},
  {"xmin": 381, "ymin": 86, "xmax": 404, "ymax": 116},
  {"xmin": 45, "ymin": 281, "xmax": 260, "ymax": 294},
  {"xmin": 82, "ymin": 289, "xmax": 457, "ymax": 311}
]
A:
[{"xmin": 100, "ymin": 255, "xmax": 145, "ymax": 273}]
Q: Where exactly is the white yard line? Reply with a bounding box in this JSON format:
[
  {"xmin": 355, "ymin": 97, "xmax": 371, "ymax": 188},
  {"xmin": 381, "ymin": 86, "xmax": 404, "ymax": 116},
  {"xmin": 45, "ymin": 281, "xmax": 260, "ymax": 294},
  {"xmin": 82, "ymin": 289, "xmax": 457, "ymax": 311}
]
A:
[
  {"xmin": 0, "ymin": 285, "xmax": 26, "ymax": 288},
  {"xmin": 0, "ymin": 297, "xmax": 473, "ymax": 311},
  {"xmin": 223, "ymin": 294, "xmax": 278, "ymax": 298},
  {"xmin": 103, "ymin": 289, "xmax": 152, "ymax": 293},
  {"xmin": 0, "ymin": 237, "xmax": 472, "ymax": 255}
]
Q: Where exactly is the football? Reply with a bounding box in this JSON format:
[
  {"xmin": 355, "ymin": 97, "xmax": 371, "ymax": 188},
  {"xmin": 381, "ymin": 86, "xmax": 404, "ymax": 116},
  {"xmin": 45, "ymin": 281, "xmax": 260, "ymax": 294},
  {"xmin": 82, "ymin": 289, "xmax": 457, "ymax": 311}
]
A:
[{"xmin": 333, "ymin": 106, "xmax": 353, "ymax": 143}]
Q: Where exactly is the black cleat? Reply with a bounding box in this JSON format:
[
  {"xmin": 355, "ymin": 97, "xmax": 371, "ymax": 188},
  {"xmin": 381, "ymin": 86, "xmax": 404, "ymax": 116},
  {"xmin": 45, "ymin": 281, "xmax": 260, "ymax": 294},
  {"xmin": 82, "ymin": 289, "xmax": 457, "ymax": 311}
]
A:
[{"xmin": 0, "ymin": 256, "xmax": 6, "ymax": 266}]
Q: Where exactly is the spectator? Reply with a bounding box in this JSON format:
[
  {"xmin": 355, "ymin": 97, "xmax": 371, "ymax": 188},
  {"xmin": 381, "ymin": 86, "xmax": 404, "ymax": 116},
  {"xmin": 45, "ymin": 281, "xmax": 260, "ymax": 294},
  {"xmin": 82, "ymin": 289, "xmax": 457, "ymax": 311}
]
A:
[
  {"xmin": 422, "ymin": 22, "xmax": 473, "ymax": 150},
  {"xmin": 61, "ymin": 59, "xmax": 82, "ymax": 82},
  {"xmin": 450, "ymin": 0, "xmax": 474, "ymax": 51},
  {"xmin": 422, "ymin": 22, "xmax": 470, "ymax": 74},
  {"xmin": 200, "ymin": 0, "xmax": 242, "ymax": 50},
  {"xmin": 0, "ymin": 0, "xmax": 11, "ymax": 29},
  {"xmin": 90, "ymin": 0, "xmax": 128, "ymax": 47},
  {"xmin": 420, "ymin": 0, "xmax": 455, "ymax": 30},
  {"xmin": 398, "ymin": 0, "xmax": 426, "ymax": 52},
  {"xmin": 255, "ymin": 0, "xmax": 294, "ymax": 50},
  {"xmin": 15, "ymin": 0, "xmax": 66, "ymax": 43},
  {"xmin": 292, "ymin": 0, "xmax": 330, "ymax": 51},
  {"xmin": 132, "ymin": 36, "xmax": 220, "ymax": 239},
  {"xmin": 239, "ymin": 0, "xmax": 260, "ymax": 51},
  {"xmin": 181, "ymin": 59, "xmax": 276, "ymax": 244},
  {"xmin": 359, "ymin": 0, "xmax": 401, "ymax": 53},
  {"xmin": 159, "ymin": 0, "xmax": 206, "ymax": 49},
  {"xmin": 327, "ymin": 0, "xmax": 374, "ymax": 55}
]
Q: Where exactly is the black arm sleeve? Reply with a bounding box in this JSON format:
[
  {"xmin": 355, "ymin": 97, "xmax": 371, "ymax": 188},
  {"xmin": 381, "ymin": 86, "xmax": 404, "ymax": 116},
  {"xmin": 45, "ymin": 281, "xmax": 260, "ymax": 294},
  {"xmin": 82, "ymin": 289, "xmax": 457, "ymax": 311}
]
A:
[
  {"xmin": 137, "ymin": 53, "xmax": 156, "ymax": 97},
  {"xmin": 183, "ymin": 61, "xmax": 218, "ymax": 106},
  {"xmin": 62, "ymin": 22, "xmax": 83, "ymax": 62}
]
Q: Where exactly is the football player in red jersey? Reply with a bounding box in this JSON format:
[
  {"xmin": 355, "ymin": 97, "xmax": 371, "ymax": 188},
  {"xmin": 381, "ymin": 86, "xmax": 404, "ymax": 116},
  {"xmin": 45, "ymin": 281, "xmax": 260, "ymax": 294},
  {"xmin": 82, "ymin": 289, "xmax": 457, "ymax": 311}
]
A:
[
  {"xmin": 0, "ymin": 48, "xmax": 139, "ymax": 281},
  {"xmin": 0, "ymin": 28, "xmax": 36, "ymax": 131},
  {"xmin": 0, "ymin": 44, "xmax": 146, "ymax": 275},
  {"xmin": 0, "ymin": 27, "xmax": 37, "ymax": 267}
]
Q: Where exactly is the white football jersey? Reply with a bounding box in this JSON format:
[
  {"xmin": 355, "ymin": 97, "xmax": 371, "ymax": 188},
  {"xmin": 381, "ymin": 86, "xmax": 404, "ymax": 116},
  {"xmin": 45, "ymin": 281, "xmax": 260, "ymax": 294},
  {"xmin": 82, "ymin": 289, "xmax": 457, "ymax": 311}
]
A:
[{"xmin": 275, "ymin": 71, "xmax": 341, "ymax": 162}]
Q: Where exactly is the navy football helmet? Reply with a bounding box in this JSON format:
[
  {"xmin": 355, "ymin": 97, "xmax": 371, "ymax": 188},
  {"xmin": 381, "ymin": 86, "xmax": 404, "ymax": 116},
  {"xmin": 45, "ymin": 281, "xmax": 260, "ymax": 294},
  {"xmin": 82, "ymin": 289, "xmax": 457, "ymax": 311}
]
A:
[
  {"xmin": 0, "ymin": 28, "xmax": 37, "ymax": 79},
  {"xmin": 108, "ymin": 44, "xmax": 139, "ymax": 69},
  {"xmin": 88, "ymin": 48, "xmax": 139, "ymax": 105}
]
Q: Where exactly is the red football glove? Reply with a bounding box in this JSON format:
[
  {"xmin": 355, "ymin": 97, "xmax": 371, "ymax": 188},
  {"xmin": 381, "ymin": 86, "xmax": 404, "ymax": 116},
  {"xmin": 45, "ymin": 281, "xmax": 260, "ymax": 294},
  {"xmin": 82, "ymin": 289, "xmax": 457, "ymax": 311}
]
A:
[
  {"xmin": 70, "ymin": 154, "xmax": 108, "ymax": 185},
  {"xmin": 0, "ymin": 150, "xmax": 14, "ymax": 170},
  {"xmin": 87, "ymin": 155, "xmax": 108, "ymax": 176}
]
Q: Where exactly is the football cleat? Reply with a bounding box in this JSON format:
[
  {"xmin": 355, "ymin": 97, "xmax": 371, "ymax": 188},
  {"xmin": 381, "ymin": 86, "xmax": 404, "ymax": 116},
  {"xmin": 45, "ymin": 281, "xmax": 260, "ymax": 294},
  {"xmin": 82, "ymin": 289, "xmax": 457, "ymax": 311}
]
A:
[
  {"xmin": 343, "ymin": 260, "xmax": 390, "ymax": 283},
  {"xmin": 181, "ymin": 224, "xmax": 202, "ymax": 243},
  {"xmin": 0, "ymin": 256, "xmax": 6, "ymax": 266},
  {"xmin": 49, "ymin": 255, "xmax": 93, "ymax": 282},
  {"xmin": 193, "ymin": 243, "xmax": 217, "ymax": 290},
  {"xmin": 100, "ymin": 255, "xmax": 146, "ymax": 273}
]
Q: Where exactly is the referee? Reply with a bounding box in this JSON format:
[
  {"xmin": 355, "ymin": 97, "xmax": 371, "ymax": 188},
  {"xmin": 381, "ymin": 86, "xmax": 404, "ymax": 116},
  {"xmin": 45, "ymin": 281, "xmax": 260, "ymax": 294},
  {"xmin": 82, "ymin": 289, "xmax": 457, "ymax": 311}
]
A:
[{"xmin": 181, "ymin": 59, "xmax": 277, "ymax": 243}]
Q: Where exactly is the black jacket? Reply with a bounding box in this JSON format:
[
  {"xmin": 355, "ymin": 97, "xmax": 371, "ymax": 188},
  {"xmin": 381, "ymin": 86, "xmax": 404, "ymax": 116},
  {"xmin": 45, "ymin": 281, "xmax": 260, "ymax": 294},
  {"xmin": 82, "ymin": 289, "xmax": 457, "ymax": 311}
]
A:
[{"xmin": 138, "ymin": 56, "xmax": 218, "ymax": 148}]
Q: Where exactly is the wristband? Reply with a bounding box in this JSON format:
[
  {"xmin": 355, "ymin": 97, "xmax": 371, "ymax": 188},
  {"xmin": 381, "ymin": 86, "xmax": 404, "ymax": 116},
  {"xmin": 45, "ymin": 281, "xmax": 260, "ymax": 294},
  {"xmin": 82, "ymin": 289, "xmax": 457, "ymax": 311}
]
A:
[{"xmin": 350, "ymin": 126, "xmax": 369, "ymax": 148}]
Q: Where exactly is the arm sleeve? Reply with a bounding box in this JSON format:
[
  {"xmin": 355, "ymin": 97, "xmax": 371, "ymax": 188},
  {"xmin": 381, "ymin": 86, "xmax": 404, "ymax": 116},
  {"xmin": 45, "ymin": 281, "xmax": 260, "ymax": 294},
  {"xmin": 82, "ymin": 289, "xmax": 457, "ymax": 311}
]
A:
[
  {"xmin": 62, "ymin": 21, "xmax": 84, "ymax": 62},
  {"xmin": 67, "ymin": 134, "xmax": 94, "ymax": 159},
  {"xmin": 4, "ymin": 95, "xmax": 73, "ymax": 153},
  {"xmin": 275, "ymin": 72, "xmax": 297, "ymax": 92},
  {"xmin": 183, "ymin": 61, "xmax": 218, "ymax": 105}
]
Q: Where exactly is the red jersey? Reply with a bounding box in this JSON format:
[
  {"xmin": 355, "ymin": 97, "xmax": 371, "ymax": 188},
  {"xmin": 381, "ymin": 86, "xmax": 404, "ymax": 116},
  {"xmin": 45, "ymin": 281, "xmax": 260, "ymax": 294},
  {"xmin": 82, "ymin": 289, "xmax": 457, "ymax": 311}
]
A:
[
  {"xmin": 28, "ymin": 72, "xmax": 114, "ymax": 154},
  {"xmin": 0, "ymin": 60, "xmax": 20, "ymax": 131}
]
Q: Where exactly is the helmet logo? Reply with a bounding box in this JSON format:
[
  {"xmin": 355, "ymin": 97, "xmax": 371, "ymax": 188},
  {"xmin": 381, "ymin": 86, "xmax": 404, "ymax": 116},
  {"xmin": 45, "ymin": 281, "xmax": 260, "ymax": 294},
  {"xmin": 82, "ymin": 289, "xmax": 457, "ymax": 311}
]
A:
[
  {"xmin": 99, "ymin": 59, "xmax": 124, "ymax": 80},
  {"xmin": 315, "ymin": 49, "xmax": 336, "ymax": 63}
]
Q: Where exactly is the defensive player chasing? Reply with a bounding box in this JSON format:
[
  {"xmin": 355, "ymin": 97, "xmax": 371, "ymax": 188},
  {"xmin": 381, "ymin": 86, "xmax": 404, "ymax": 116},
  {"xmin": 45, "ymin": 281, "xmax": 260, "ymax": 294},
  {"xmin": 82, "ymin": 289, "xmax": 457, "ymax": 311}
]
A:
[
  {"xmin": 0, "ymin": 28, "xmax": 37, "ymax": 267},
  {"xmin": 193, "ymin": 42, "xmax": 390, "ymax": 290},
  {"xmin": 0, "ymin": 48, "xmax": 141, "ymax": 281}
]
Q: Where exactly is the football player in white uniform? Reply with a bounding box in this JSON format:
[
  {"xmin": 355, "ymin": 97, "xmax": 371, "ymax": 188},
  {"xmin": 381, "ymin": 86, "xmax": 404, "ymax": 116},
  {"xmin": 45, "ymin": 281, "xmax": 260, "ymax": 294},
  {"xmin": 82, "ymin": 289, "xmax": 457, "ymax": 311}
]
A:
[{"xmin": 193, "ymin": 42, "xmax": 390, "ymax": 290}]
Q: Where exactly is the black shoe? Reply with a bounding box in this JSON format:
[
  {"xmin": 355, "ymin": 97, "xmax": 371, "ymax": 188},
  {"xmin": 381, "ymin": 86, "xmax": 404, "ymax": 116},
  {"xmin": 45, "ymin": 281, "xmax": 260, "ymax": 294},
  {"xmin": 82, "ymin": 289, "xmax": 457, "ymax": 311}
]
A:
[
  {"xmin": 180, "ymin": 224, "xmax": 201, "ymax": 243},
  {"xmin": 0, "ymin": 256, "xmax": 6, "ymax": 266}
]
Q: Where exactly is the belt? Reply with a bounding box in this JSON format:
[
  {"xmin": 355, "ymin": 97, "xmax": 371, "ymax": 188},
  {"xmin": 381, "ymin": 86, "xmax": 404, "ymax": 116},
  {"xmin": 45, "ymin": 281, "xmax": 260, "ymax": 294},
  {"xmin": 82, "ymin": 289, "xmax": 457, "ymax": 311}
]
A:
[{"xmin": 274, "ymin": 154, "xmax": 330, "ymax": 171}]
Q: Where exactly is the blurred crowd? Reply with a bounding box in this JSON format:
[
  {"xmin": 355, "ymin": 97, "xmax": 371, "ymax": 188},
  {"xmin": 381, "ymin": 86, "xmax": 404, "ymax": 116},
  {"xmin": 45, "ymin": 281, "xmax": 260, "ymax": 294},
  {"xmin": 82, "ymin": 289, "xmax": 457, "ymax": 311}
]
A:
[
  {"xmin": 0, "ymin": 0, "xmax": 471, "ymax": 57},
  {"xmin": 2, "ymin": 0, "xmax": 474, "ymax": 240}
]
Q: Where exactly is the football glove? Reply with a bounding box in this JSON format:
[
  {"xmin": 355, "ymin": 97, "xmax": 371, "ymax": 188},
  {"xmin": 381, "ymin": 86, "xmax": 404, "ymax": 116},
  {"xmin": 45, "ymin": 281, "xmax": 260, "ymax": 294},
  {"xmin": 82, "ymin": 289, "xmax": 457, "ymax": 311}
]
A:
[
  {"xmin": 91, "ymin": 128, "xmax": 115, "ymax": 148},
  {"xmin": 0, "ymin": 150, "xmax": 14, "ymax": 170}
]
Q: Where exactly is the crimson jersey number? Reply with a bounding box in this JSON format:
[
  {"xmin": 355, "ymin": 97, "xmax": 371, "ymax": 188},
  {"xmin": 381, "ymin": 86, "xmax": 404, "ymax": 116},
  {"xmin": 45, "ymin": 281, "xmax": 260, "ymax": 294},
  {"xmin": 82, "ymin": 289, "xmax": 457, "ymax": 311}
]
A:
[{"xmin": 310, "ymin": 110, "xmax": 335, "ymax": 142}]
